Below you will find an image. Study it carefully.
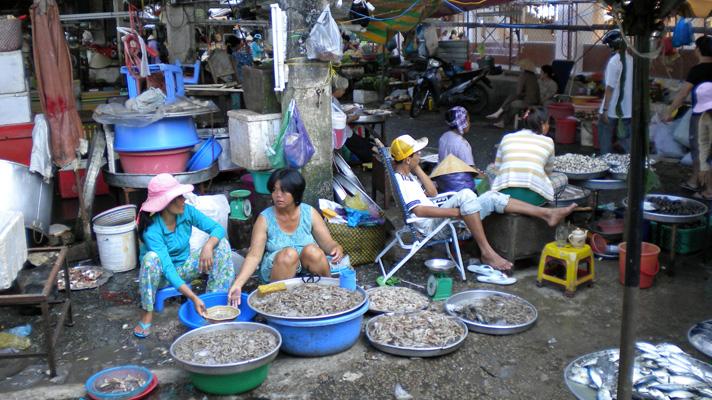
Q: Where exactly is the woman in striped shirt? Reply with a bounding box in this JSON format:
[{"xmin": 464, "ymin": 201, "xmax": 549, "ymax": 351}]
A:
[{"xmin": 492, "ymin": 107, "xmax": 567, "ymax": 205}]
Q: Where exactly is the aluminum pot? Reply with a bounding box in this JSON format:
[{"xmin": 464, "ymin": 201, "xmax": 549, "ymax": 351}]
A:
[{"xmin": 0, "ymin": 160, "xmax": 53, "ymax": 235}]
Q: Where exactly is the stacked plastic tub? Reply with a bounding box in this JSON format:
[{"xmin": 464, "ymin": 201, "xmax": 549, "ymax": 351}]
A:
[{"xmin": 0, "ymin": 18, "xmax": 33, "ymax": 165}]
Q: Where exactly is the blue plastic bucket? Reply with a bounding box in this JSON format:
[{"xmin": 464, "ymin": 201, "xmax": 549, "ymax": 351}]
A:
[
  {"xmin": 266, "ymin": 301, "xmax": 369, "ymax": 356},
  {"xmin": 114, "ymin": 117, "xmax": 199, "ymax": 152},
  {"xmin": 187, "ymin": 136, "xmax": 222, "ymax": 171},
  {"xmin": 178, "ymin": 292, "xmax": 255, "ymax": 330}
]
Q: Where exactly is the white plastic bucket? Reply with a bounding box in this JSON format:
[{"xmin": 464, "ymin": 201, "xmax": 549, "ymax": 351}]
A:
[{"xmin": 92, "ymin": 205, "xmax": 137, "ymax": 272}]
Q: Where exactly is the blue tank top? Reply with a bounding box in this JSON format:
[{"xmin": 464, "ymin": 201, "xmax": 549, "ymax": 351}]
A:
[{"xmin": 261, "ymin": 203, "xmax": 316, "ymax": 254}]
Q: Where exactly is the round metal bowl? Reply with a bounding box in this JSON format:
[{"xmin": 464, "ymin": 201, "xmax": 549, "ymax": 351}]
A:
[
  {"xmin": 610, "ymin": 171, "xmax": 627, "ymax": 181},
  {"xmin": 365, "ymin": 312, "xmax": 468, "ymax": 357},
  {"xmin": 564, "ymin": 348, "xmax": 618, "ymax": 400},
  {"xmin": 688, "ymin": 320, "xmax": 712, "ymax": 359},
  {"xmin": 549, "ymin": 185, "xmax": 591, "ymax": 207},
  {"xmin": 205, "ymin": 305, "xmax": 240, "ymax": 324},
  {"xmin": 102, "ymin": 163, "xmax": 218, "ymax": 189},
  {"xmin": 578, "ymin": 178, "xmax": 627, "ymax": 191},
  {"xmin": 365, "ymin": 286, "xmax": 430, "ymax": 314},
  {"xmin": 640, "ymin": 194, "xmax": 708, "ymax": 224},
  {"xmin": 169, "ymin": 322, "xmax": 281, "ymax": 376},
  {"xmin": 556, "ymin": 169, "xmax": 609, "ymax": 181},
  {"xmin": 424, "ymin": 258, "xmax": 456, "ymax": 273},
  {"xmin": 444, "ymin": 290, "xmax": 538, "ymax": 335},
  {"xmin": 247, "ymin": 277, "xmax": 368, "ymax": 321}
]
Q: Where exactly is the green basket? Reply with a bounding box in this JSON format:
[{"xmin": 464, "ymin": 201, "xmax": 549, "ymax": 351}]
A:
[
  {"xmin": 650, "ymin": 221, "xmax": 708, "ymax": 255},
  {"xmin": 190, "ymin": 364, "xmax": 270, "ymax": 395}
]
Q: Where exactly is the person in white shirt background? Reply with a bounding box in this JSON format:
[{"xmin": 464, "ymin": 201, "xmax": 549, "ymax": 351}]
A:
[{"xmin": 597, "ymin": 29, "xmax": 633, "ymax": 154}]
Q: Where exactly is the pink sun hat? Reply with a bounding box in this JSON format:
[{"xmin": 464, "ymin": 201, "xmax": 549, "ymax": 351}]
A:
[
  {"xmin": 139, "ymin": 174, "xmax": 194, "ymax": 213},
  {"xmin": 693, "ymin": 82, "xmax": 712, "ymax": 114}
]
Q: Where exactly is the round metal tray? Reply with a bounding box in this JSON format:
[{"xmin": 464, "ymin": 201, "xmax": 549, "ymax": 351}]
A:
[
  {"xmin": 58, "ymin": 265, "xmax": 113, "ymax": 291},
  {"xmin": 102, "ymin": 163, "xmax": 219, "ymax": 188},
  {"xmin": 549, "ymin": 185, "xmax": 591, "ymax": 207},
  {"xmin": 425, "ymin": 258, "xmax": 455, "ymax": 273},
  {"xmin": 444, "ymin": 290, "xmax": 538, "ymax": 335},
  {"xmin": 641, "ymin": 194, "xmax": 708, "ymax": 224},
  {"xmin": 170, "ymin": 322, "xmax": 281, "ymax": 375},
  {"xmin": 556, "ymin": 169, "xmax": 610, "ymax": 181},
  {"xmin": 247, "ymin": 277, "xmax": 368, "ymax": 320},
  {"xmin": 578, "ymin": 178, "xmax": 627, "ymax": 191},
  {"xmin": 365, "ymin": 312, "xmax": 468, "ymax": 357},
  {"xmin": 609, "ymin": 172, "xmax": 627, "ymax": 181},
  {"xmin": 365, "ymin": 286, "xmax": 430, "ymax": 314},
  {"xmin": 353, "ymin": 114, "xmax": 387, "ymax": 124},
  {"xmin": 688, "ymin": 320, "xmax": 712, "ymax": 359}
]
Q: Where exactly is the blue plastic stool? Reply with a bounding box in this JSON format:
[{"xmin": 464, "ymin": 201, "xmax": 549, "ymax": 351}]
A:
[
  {"xmin": 120, "ymin": 63, "xmax": 185, "ymax": 103},
  {"xmin": 176, "ymin": 60, "xmax": 201, "ymax": 84},
  {"xmin": 154, "ymin": 284, "xmax": 190, "ymax": 313}
]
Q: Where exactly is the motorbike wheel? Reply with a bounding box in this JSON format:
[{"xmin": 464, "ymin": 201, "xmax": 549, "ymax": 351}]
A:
[
  {"xmin": 465, "ymin": 84, "xmax": 489, "ymax": 115},
  {"xmin": 410, "ymin": 85, "xmax": 429, "ymax": 118}
]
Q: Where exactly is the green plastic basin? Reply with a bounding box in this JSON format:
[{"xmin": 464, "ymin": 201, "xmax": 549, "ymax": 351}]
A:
[{"xmin": 190, "ymin": 364, "xmax": 270, "ymax": 395}]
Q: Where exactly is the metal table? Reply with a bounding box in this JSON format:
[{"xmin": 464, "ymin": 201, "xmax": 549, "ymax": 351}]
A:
[
  {"xmin": 0, "ymin": 247, "xmax": 73, "ymax": 377},
  {"xmin": 576, "ymin": 178, "xmax": 628, "ymax": 225},
  {"xmin": 351, "ymin": 113, "xmax": 388, "ymax": 141}
]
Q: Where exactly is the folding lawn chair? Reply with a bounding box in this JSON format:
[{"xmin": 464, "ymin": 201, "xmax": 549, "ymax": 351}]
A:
[{"xmin": 373, "ymin": 141, "xmax": 467, "ymax": 282}]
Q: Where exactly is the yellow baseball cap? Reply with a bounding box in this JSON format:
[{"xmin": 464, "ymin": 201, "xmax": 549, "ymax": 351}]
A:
[{"xmin": 390, "ymin": 134, "xmax": 428, "ymax": 161}]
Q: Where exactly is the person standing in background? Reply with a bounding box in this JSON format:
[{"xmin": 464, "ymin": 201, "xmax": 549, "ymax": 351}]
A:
[{"xmin": 597, "ymin": 30, "xmax": 633, "ymax": 155}]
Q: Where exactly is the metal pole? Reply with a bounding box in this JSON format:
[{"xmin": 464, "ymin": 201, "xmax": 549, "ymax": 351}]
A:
[{"xmin": 616, "ymin": 31, "xmax": 650, "ymax": 400}]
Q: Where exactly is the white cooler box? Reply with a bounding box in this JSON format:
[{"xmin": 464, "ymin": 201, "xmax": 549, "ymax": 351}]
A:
[
  {"xmin": 0, "ymin": 91, "xmax": 31, "ymax": 125},
  {"xmin": 228, "ymin": 109, "xmax": 281, "ymax": 170},
  {"xmin": 0, "ymin": 210, "xmax": 27, "ymax": 290},
  {"xmin": 0, "ymin": 50, "xmax": 28, "ymax": 95}
]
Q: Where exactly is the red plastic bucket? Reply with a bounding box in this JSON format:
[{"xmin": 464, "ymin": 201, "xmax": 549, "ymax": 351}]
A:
[
  {"xmin": 118, "ymin": 147, "xmax": 192, "ymax": 174},
  {"xmin": 592, "ymin": 122, "xmax": 599, "ymax": 149},
  {"xmin": 555, "ymin": 118, "xmax": 577, "ymax": 144},
  {"xmin": 547, "ymin": 102, "xmax": 574, "ymax": 120},
  {"xmin": 618, "ymin": 242, "xmax": 661, "ymax": 289}
]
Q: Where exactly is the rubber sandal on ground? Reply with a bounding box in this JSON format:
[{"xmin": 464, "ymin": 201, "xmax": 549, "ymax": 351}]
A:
[
  {"xmin": 133, "ymin": 321, "xmax": 151, "ymax": 338},
  {"xmin": 680, "ymin": 182, "xmax": 700, "ymax": 191},
  {"xmin": 477, "ymin": 272, "xmax": 517, "ymax": 285},
  {"xmin": 467, "ymin": 264, "xmax": 496, "ymax": 275}
]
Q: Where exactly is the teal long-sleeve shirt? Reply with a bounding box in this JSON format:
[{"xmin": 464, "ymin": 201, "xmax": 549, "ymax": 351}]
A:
[{"xmin": 139, "ymin": 204, "xmax": 225, "ymax": 289}]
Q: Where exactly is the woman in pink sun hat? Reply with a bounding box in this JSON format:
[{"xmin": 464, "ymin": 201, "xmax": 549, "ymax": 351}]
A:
[
  {"xmin": 133, "ymin": 174, "xmax": 235, "ymax": 338},
  {"xmin": 693, "ymin": 82, "xmax": 712, "ymax": 200}
]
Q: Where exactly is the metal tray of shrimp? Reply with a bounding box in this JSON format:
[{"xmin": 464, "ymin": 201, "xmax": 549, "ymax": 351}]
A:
[
  {"xmin": 365, "ymin": 313, "xmax": 468, "ymax": 358},
  {"xmin": 246, "ymin": 277, "xmax": 368, "ymax": 321},
  {"xmin": 444, "ymin": 290, "xmax": 538, "ymax": 335}
]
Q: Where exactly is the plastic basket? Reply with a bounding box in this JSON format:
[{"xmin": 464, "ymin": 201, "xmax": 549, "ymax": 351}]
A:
[{"xmin": 326, "ymin": 223, "xmax": 387, "ymax": 266}]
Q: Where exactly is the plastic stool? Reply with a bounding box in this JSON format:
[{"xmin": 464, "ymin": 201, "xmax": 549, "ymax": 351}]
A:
[
  {"xmin": 176, "ymin": 60, "xmax": 201, "ymax": 84},
  {"xmin": 537, "ymin": 242, "xmax": 595, "ymax": 297},
  {"xmin": 154, "ymin": 284, "xmax": 190, "ymax": 313},
  {"xmin": 120, "ymin": 63, "xmax": 185, "ymax": 103}
]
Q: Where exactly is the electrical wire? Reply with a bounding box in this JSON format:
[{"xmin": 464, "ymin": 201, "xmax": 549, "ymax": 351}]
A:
[{"xmin": 347, "ymin": 0, "xmax": 422, "ymax": 22}]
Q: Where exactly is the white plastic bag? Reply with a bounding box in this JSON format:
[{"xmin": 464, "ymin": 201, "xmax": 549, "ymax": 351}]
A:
[
  {"xmin": 650, "ymin": 116, "xmax": 686, "ymax": 158},
  {"xmin": 184, "ymin": 193, "xmax": 231, "ymax": 253},
  {"xmin": 672, "ymin": 109, "xmax": 692, "ymax": 148},
  {"xmin": 306, "ymin": 6, "xmax": 343, "ymax": 62},
  {"xmin": 29, "ymin": 114, "xmax": 52, "ymax": 181}
]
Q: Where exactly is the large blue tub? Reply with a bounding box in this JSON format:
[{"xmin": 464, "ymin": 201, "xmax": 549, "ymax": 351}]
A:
[
  {"xmin": 265, "ymin": 301, "xmax": 369, "ymax": 357},
  {"xmin": 179, "ymin": 292, "xmax": 256, "ymax": 330},
  {"xmin": 114, "ymin": 117, "xmax": 199, "ymax": 152}
]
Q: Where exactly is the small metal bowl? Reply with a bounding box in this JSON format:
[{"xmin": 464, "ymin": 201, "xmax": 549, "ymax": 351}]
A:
[
  {"xmin": 205, "ymin": 306, "xmax": 240, "ymax": 324},
  {"xmin": 424, "ymin": 259, "xmax": 455, "ymax": 273}
]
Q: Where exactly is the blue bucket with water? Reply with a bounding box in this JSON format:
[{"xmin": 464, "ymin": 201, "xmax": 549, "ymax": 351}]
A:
[
  {"xmin": 265, "ymin": 301, "xmax": 369, "ymax": 357},
  {"xmin": 178, "ymin": 292, "xmax": 255, "ymax": 330}
]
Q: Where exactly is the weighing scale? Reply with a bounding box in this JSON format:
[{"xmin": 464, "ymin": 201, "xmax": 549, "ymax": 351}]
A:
[
  {"xmin": 229, "ymin": 189, "xmax": 252, "ymax": 221},
  {"xmin": 425, "ymin": 259, "xmax": 455, "ymax": 301}
]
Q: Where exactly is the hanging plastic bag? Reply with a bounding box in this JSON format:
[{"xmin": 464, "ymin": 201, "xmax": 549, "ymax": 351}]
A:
[
  {"xmin": 306, "ymin": 6, "xmax": 343, "ymax": 62},
  {"xmin": 283, "ymin": 101, "xmax": 315, "ymax": 168},
  {"xmin": 266, "ymin": 103, "xmax": 292, "ymax": 169},
  {"xmin": 672, "ymin": 19, "xmax": 694, "ymax": 48}
]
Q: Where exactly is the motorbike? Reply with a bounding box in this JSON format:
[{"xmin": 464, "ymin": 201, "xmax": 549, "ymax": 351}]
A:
[{"xmin": 409, "ymin": 56, "xmax": 502, "ymax": 118}]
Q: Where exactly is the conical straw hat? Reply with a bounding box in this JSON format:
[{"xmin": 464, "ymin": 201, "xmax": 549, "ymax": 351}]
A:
[{"xmin": 430, "ymin": 154, "xmax": 479, "ymax": 178}]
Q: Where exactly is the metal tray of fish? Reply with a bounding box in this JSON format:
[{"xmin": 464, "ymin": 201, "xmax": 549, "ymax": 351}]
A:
[
  {"xmin": 578, "ymin": 178, "xmax": 627, "ymax": 191},
  {"xmin": 558, "ymin": 169, "xmax": 610, "ymax": 181},
  {"xmin": 565, "ymin": 343, "xmax": 712, "ymax": 400},
  {"xmin": 444, "ymin": 290, "xmax": 537, "ymax": 335},
  {"xmin": 688, "ymin": 319, "xmax": 712, "ymax": 359},
  {"xmin": 365, "ymin": 286, "xmax": 430, "ymax": 314},
  {"xmin": 246, "ymin": 277, "xmax": 368, "ymax": 321},
  {"xmin": 641, "ymin": 194, "xmax": 708, "ymax": 224},
  {"xmin": 549, "ymin": 185, "xmax": 590, "ymax": 207},
  {"xmin": 365, "ymin": 312, "xmax": 468, "ymax": 358}
]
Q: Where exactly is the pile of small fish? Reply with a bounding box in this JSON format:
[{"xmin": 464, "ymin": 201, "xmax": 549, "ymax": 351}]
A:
[
  {"xmin": 688, "ymin": 320, "xmax": 712, "ymax": 358},
  {"xmin": 97, "ymin": 374, "xmax": 146, "ymax": 394},
  {"xmin": 601, "ymin": 153, "xmax": 630, "ymax": 174},
  {"xmin": 447, "ymin": 294, "xmax": 536, "ymax": 326},
  {"xmin": 367, "ymin": 286, "xmax": 429, "ymax": 313},
  {"xmin": 648, "ymin": 196, "xmax": 706, "ymax": 216},
  {"xmin": 554, "ymin": 153, "xmax": 609, "ymax": 174},
  {"xmin": 368, "ymin": 311, "xmax": 465, "ymax": 348},
  {"xmin": 567, "ymin": 342, "xmax": 712, "ymax": 399},
  {"xmin": 57, "ymin": 266, "xmax": 103, "ymax": 290},
  {"xmin": 174, "ymin": 329, "xmax": 278, "ymax": 365},
  {"xmin": 250, "ymin": 283, "xmax": 364, "ymax": 318}
]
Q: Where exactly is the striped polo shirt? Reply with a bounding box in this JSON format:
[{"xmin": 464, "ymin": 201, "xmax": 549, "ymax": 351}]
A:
[{"xmin": 492, "ymin": 130, "xmax": 556, "ymax": 200}]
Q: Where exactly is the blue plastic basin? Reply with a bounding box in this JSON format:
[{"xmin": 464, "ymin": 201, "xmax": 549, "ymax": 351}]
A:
[
  {"xmin": 187, "ymin": 136, "xmax": 222, "ymax": 171},
  {"xmin": 266, "ymin": 301, "xmax": 369, "ymax": 357},
  {"xmin": 114, "ymin": 117, "xmax": 199, "ymax": 152},
  {"xmin": 179, "ymin": 292, "xmax": 255, "ymax": 330}
]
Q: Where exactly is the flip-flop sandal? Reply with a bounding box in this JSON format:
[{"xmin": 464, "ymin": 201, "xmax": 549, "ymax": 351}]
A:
[
  {"xmin": 477, "ymin": 272, "xmax": 517, "ymax": 286},
  {"xmin": 133, "ymin": 321, "xmax": 152, "ymax": 338},
  {"xmin": 467, "ymin": 264, "xmax": 497, "ymax": 276},
  {"xmin": 680, "ymin": 182, "xmax": 700, "ymax": 191}
]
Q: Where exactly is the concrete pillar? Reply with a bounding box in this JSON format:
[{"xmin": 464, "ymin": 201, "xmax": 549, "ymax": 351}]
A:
[
  {"xmin": 279, "ymin": 0, "xmax": 333, "ymax": 206},
  {"xmin": 164, "ymin": 4, "xmax": 195, "ymax": 63}
]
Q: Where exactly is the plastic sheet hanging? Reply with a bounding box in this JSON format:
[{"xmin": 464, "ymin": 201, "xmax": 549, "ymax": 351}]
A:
[{"xmin": 92, "ymin": 96, "xmax": 219, "ymax": 127}]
